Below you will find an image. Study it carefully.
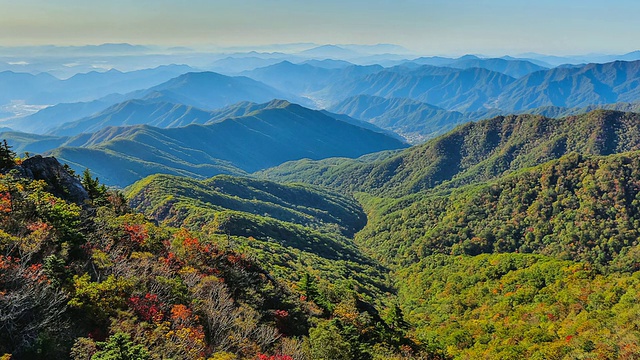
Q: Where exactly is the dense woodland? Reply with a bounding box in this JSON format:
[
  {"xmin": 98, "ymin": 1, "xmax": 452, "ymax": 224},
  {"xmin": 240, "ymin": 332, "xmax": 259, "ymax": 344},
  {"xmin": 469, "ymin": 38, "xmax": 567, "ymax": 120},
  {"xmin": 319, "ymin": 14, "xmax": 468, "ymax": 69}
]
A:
[
  {"xmin": 3, "ymin": 107, "xmax": 640, "ymax": 359},
  {"xmin": 0, "ymin": 149, "xmax": 427, "ymax": 359}
]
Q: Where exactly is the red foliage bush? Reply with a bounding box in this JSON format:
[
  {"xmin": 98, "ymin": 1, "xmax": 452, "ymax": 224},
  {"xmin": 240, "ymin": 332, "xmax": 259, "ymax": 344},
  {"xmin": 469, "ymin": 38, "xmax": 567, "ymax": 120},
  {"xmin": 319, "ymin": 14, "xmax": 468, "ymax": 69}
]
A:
[{"xmin": 128, "ymin": 293, "xmax": 164, "ymax": 322}]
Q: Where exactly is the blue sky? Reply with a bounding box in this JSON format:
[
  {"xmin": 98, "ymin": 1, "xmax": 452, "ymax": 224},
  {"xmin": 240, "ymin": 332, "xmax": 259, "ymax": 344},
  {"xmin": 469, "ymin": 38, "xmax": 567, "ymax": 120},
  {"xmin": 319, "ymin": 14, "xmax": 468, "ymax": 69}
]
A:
[{"xmin": 0, "ymin": 0, "xmax": 638, "ymax": 55}]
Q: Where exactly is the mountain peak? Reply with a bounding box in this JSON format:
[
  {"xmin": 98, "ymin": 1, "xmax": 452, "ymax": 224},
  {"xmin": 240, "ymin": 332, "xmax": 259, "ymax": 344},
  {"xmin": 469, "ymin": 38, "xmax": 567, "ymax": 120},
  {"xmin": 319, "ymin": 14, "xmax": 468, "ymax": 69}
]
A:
[{"xmin": 264, "ymin": 99, "xmax": 292, "ymax": 109}]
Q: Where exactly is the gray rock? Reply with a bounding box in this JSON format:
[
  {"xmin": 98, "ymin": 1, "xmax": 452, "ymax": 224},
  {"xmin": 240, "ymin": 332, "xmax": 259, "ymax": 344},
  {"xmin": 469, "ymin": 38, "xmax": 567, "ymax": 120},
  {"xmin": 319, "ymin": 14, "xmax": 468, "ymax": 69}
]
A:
[{"xmin": 10, "ymin": 155, "xmax": 89, "ymax": 204}]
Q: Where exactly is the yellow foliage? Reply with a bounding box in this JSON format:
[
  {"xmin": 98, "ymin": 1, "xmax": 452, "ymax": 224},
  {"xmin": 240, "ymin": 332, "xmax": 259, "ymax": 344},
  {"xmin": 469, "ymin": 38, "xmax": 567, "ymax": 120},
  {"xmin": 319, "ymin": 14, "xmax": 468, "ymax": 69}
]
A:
[
  {"xmin": 92, "ymin": 249, "xmax": 113, "ymax": 270},
  {"xmin": 207, "ymin": 352, "xmax": 237, "ymax": 360}
]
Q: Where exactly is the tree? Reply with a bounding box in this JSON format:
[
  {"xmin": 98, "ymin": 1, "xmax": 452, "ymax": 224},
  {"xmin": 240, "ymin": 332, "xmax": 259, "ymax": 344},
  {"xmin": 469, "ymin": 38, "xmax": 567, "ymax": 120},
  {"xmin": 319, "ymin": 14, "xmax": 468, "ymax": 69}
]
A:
[
  {"xmin": 0, "ymin": 140, "xmax": 16, "ymax": 170},
  {"xmin": 298, "ymin": 273, "xmax": 318, "ymax": 302},
  {"xmin": 384, "ymin": 303, "xmax": 408, "ymax": 331},
  {"xmin": 308, "ymin": 321, "xmax": 351, "ymax": 360},
  {"xmin": 92, "ymin": 333, "xmax": 150, "ymax": 360},
  {"xmin": 81, "ymin": 169, "xmax": 108, "ymax": 205}
]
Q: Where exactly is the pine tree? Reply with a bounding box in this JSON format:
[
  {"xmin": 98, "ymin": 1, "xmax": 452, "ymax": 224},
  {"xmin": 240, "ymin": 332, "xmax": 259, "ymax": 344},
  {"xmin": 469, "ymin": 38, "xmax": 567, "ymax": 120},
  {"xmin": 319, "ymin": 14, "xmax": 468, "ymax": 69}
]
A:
[
  {"xmin": 0, "ymin": 139, "xmax": 16, "ymax": 169},
  {"xmin": 81, "ymin": 169, "xmax": 108, "ymax": 205}
]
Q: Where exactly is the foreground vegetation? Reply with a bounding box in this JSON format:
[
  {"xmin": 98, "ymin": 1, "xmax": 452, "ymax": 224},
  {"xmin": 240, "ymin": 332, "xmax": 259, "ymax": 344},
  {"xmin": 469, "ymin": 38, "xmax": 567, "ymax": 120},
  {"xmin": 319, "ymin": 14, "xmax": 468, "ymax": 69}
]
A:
[{"xmin": 0, "ymin": 154, "xmax": 427, "ymax": 359}]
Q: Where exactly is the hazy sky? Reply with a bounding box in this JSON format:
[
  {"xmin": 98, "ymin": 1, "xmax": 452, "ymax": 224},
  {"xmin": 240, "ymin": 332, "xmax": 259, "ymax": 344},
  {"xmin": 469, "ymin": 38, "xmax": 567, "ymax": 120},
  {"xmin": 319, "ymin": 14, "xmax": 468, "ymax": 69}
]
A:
[{"xmin": 0, "ymin": 0, "xmax": 638, "ymax": 55}]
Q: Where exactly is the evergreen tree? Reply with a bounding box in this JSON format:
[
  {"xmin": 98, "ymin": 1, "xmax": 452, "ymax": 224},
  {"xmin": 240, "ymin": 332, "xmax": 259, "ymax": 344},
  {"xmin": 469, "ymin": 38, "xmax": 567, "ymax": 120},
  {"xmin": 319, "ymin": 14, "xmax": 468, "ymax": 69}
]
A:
[
  {"xmin": 81, "ymin": 168, "xmax": 108, "ymax": 205},
  {"xmin": 0, "ymin": 139, "xmax": 16, "ymax": 169},
  {"xmin": 299, "ymin": 273, "xmax": 319, "ymax": 301}
]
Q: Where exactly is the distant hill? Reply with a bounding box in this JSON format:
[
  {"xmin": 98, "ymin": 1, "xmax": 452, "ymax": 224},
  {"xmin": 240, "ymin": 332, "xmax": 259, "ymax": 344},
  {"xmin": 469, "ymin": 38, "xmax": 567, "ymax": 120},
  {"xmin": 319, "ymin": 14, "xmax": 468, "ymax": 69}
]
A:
[
  {"xmin": 209, "ymin": 56, "xmax": 286, "ymax": 74},
  {"xmin": 314, "ymin": 66, "xmax": 516, "ymax": 111},
  {"xmin": 443, "ymin": 57, "xmax": 548, "ymax": 78},
  {"xmin": 134, "ymin": 71, "xmax": 299, "ymax": 109},
  {"xmin": 298, "ymin": 45, "xmax": 361, "ymax": 59},
  {"xmin": 328, "ymin": 95, "xmax": 467, "ymax": 142},
  {"xmin": 242, "ymin": 61, "xmax": 383, "ymax": 104},
  {"xmin": 6, "ymin": 101, "xmax": 407, "ymax": 186},
  {"xmin": 400, "ymin": 55, "xmax": 547, "ymax": 78},
  {"xmin": 0, "ymin": 71, "xmax": 58, "ymax": 104},
  {"xmin": 300, "ymin": 59, "xmax": 354, "ymax": 69},
  {"xmin": 45, "ymin": 98, "xmax": 390, "ymax": 137},
  {"xmin": 2, "ymin": 99, "xmax": 116, "ymax": 134},
  {"xmin": 0, "ymin": 65, "xmax": 194, "ymax": 105},
  {"xmin": 495, "ymin": 60, "xmax": 640, "ymax": 111}
]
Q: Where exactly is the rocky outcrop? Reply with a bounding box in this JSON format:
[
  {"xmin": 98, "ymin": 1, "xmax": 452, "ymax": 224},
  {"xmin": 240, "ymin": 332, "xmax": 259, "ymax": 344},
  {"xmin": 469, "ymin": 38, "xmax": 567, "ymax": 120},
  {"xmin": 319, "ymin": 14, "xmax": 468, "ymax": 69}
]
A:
[{"xmin": 9, "ymin": 155, "xmax": 89, "ymax": 204}]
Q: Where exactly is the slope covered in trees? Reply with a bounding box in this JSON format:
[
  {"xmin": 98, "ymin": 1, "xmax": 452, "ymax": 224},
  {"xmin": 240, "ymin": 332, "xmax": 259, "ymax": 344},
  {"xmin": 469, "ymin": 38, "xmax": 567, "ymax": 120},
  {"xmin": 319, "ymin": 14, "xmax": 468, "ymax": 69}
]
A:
[
  {"xmin": 328, "ymin": 95, "xmax": 467, "ymax": 143},
  {"xmin": 260, "ymin": 110, "xmax": 640, "ymax": 197},
  {"xmin": 395, "ymin": 253, "xmax": 640, "ymax": 359},
  {"xmin": 124, "ymin": 173, "xmax": 401, "ymax": 304},
  {"xmin": 0, "ymin": 155, "xmax": 427, "ymax": 359},
  {"xmin": 255, "ymin": 110, "xmax": 640, "ymax": 358},
  {"xmin": 356, "ymin": 151, "xmax": 640, "ymax": 267}
]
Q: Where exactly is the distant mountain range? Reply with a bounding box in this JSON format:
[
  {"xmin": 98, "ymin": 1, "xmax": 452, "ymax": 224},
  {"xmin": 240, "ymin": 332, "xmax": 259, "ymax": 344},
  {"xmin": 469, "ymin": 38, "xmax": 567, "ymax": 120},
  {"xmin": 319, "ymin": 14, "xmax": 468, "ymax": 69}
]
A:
[
  {"xmin": 241, "ymin": 61, "xmax": 383, "ymax": 101},
  {"xmin": 494, "ymin": 60, "xmax": 640, "ymax": 111},
  {"xmin": 244, "ymin": 59, "xmax": 640, "ymax": 113},
  {"xmin": 46, "ymin": 98, "xmax": 391, "ymax": 137},
  {"xmin": 3, "ymin": 100, "xmax": 407, "ymax": 186},
  {"xmin": 1, "ymin": 99, "xmax": 118, "ymax": 134},
  {"xmin": 328, "ymin": 94, "xmax": 640, "ymax": 143},
  {"xmin": 401, "ymin": 55, "xmax": 548, "ymax": 78},
  {"xmin": 3, "ymin": 71, "xmax": 308, "ymax": 133},
  {"xmin": 315, "ymin": 66, "xmax": 515, "ymax": 112},
  {"xmin": 0, "ymin": 65, "xmax": 194, "ymax": 106},
  {"xmin": 4, "ymin": 56, "xmax": 640, "ymax": 151}
]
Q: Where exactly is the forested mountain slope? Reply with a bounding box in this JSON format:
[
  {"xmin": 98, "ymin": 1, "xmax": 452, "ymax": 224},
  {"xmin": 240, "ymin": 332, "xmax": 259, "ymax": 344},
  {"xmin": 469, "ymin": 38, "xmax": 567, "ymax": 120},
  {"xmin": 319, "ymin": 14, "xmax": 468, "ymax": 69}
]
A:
[
  {"xmin": 260, "ymin": 110, "xmax": 640, "ymax": 197},
  {"xmin": 0, "ymin": 155, "xmax": 425, "ymax": 359}
]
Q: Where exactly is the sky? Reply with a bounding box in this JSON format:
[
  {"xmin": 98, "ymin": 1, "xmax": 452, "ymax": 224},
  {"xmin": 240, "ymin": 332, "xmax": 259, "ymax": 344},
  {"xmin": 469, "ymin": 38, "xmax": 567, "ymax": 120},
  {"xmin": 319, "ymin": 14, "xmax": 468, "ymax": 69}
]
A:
[{"xmin": 0, "ymin": 0, "xmax": 638, "ymax": 56}]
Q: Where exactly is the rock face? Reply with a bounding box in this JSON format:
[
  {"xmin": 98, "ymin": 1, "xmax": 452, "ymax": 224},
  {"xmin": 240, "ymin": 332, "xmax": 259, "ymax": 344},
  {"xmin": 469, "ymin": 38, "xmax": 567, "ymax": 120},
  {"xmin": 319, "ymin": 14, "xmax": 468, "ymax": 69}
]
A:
[{"xmin": 11, "ymin": 155, "xmax": 89, "ymax": 204}]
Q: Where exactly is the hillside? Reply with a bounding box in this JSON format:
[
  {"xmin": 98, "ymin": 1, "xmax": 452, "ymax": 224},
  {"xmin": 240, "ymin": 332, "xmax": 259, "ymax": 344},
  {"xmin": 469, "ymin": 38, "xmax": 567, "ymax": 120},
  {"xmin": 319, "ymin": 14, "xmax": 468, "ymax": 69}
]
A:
[
  {"xmin": 356, "ymin": 151, "xmax": 640, "ymax": 266},
  {"xmin": 353, "ymin": 151, "xmax": 640, "ymax": 358},
  {"xmin": 0, "ymin": 155, "xmax": 427, "ymax": 359},
  {"xmin": 260, "ymin": 110, "xmax": 640, "ymax": 197},
  {"xmin": 442, "ymin": 56, "xmax": 548, "ymax": 78},
  {"xmin": 125, "ymin": 174, "xmax": 390, "ymax": 296},
  {"xmin": 43, "ymin": 101, "xmax": 407, "ymax": 186},
  {"xmin": 495, "ymin": 60, "xmax": 640, "ymax": 111},
  {"xmin": 328, "ymin": 95, "xmax": 467, "ymax": 142},
  {"xmin": 395, "ymin": 252, "xmax": 640, "ymax": 359}
]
